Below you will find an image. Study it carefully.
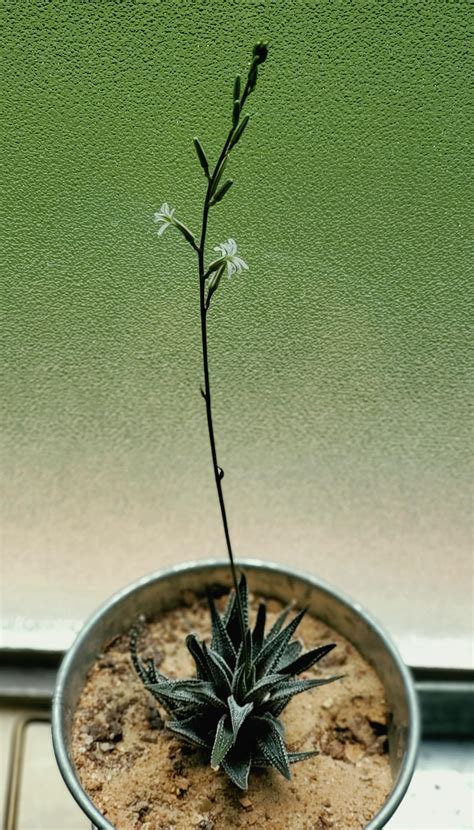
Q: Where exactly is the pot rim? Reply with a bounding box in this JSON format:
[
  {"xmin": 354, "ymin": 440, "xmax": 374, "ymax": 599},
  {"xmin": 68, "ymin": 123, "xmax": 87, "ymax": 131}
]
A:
[{"xmin": 52, "ymin": 558, "xmax": 420, "ymax": 830}]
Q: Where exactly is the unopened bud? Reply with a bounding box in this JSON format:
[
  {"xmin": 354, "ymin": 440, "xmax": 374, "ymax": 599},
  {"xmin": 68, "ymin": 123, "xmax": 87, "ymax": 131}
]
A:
[
  {"xmin": 229, "ymin": 115, "xmax": 249, "ymax": 149},
  {"xmin": 252, "ymin": 41, "xmax": 268, "ymax": 65},
  {"xmin": 193, "ymin": 137, "xmax": 209, "ymax": 178},
  {"xmin": 233, "ymin": 74, "xmax": 241, "ymax": 103},
  {"xmin": 210, "ymin": 179, "xmax": 234, "ymax": 206},
  {"xmin": 232, "ymin": 99, "xmax": 240, "ymax": 127}
]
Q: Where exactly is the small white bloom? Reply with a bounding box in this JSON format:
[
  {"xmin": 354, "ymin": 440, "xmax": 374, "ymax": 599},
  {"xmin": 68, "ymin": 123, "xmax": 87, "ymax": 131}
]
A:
[
  {"xmin": 213, "ymin": 238, "xmax": 248, "ymax": 278},
  {"xmin": 153, "ymin": 202, "xmax": 175, "ymax": 236}
]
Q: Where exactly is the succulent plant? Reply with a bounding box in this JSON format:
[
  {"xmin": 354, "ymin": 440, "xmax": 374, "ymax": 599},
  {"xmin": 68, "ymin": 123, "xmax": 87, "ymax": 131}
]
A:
[
  {"xmin": 131, "ymin": 43, "xmax": 343, "ymax": 790},
  {"xmin": 131, "ymin": 574, "xmax": 341, "ymax": 789}
]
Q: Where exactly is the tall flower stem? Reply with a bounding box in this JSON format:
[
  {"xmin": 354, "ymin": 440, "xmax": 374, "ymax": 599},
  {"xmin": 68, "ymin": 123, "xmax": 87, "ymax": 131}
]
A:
[
  {"xmin": 197, "ymin": 153, "xmax": 249, "ymax": 664},
  {"xmin": 157, "ymin": 44, "xmax": 268, "ymax": 667},
  {"xmin": 193, "ymin": 50, "xmax": 268, "ymax": 664}
]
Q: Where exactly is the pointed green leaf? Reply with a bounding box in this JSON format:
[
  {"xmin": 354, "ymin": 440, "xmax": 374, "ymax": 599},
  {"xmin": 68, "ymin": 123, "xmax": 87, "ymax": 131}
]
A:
[
  {"xmin": 222, "ymin": 586, "xmax": 236, "ymax": 626},
  {"xmin": 252, "ymin": 601, "xmax": 266, "ymax": 653},
  {"xmin": 276, "ymin": 639, "xmax": 302, "ymax": 670},
  {"xmin": 279, "ymin": 643, "xmax": 336, "ymax": 676},
  {"xmin": 186, "ymin": 634, "xmax": 212, "ymax": 680},
  {"xmin": 145, "ymin": 690, "xmax": 177, "ymax": 713},
  {"xmin": 224, "ymin": 573, "xmax": 249, "ymax": 649},
  {"xmin": 243, "ymin": 673, "xmax": 287, "ymax": 704},
  {"xmin": 227, "ymin": 695, "xmax": 253, "ymax": 740},
  {"xmin": 211, "ymin": 714, "xmax": 234, "ymax": 769},
  {"xmin": 231, "ymin": 662, "xmax": 247, "ymax": 699},
  {"xmin": 234, "ymin": 638, "xmax": 244, "ymax": 668},
  {"xmin": 174, "ymin": 678, "xmax": 230, "ymax": 708},
  {"xmin": 265, "ymin": 603, "xmax": 293, "ymax": 641},
  {"xmin": 203, "ymin": 642, "xmax": 232, "ymax": 696},
  {"xmin": 244, "ymin": 628, "xmax": 253, "ymax": 674},
  {"xmin": 166, "ymin": 718, "xmax": 210, "ymax": 749},
  {"xmin": 265, "ymin": 711, "xmax": 284, "ymax": 737},
  {"xmin": 269, "ymin": 675, "xmax": 343, "ymax": 717},
  {"xmin": 208, "ymin": 593, "xmax": 236, "ymax": 665},
  {"xmin": 271, "ymin": 675, "xmax": 342, "ymax": 701},
  {"xmin": 255, "ymin": 713, "xmax": 291, "ymax": 780},
  {"xmin": 221, "ymin": 745, "xmax": 252, "ymax": 790},
  {"xmin": 257, "ymin": 607, "xmax": 307, "ymax": 676},
  {"xmin": 145, "ymin": 682, "xmax": 193, "ymax": 705}
]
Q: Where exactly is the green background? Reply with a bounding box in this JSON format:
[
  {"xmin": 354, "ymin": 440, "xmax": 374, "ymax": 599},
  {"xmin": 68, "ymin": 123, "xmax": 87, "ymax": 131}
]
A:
[{"xmin": 1, "ymin": 1, "xmax": 471, "ymax": 662}]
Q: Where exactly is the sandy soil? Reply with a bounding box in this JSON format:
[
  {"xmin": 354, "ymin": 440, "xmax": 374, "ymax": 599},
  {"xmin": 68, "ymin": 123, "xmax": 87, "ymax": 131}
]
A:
[{"xmin": 72, "ymin": 589, "xmax": 392, "ymax": 829}]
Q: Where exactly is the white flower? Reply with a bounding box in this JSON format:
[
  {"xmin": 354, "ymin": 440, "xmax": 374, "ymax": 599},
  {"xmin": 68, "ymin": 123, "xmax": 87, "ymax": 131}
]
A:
[
  {"xmin": 213, "ymin": 238, "xmax": 248, "ymax": 278},
  {"xmin": 153, "ymin": 202, "xmax": 175, "ymax": 236}
]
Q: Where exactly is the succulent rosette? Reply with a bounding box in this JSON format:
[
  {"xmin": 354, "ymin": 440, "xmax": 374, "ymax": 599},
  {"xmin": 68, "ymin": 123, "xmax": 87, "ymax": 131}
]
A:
[{"xmin": 131, "ymin": 575, "xmax": 340, "ymax": 789}]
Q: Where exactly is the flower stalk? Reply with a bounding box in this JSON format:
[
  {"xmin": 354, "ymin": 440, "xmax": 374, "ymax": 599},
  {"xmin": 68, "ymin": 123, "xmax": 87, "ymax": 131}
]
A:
[
  {"xmin": 136, "ymin": 42, "xmax": 341, "ymax": 789},
  {"xmin": 152, "ymin": 42, "xmax": 269, "ymax": 673}
]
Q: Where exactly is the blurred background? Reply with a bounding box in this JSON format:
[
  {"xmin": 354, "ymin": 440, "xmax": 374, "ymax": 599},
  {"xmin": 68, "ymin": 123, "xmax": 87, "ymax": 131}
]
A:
[
  {"xmin": 2, "ymin": 0, "xmax": 471, "ymax": 665},
  {"xmin": 1, "ymin": 2, "xmax": 472, "ymax": 826}
]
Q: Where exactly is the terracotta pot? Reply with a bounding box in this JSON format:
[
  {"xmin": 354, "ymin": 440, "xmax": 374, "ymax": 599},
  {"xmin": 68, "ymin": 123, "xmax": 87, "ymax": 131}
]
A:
[{"xmin": 52, "ymin": 559, "xmax": 420, "ymax": 829}]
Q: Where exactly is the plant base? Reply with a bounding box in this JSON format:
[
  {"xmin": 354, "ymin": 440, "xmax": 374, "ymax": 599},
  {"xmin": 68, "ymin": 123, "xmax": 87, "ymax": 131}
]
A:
[{"xmin": 72, "ymin": 589, "xmax": 391, "ymax": 829}]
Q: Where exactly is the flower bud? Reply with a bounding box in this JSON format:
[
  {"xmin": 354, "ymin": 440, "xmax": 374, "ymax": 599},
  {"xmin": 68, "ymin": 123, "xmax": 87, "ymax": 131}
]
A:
[
  {"xmin": 193, "ymin": 137, "xmax": 209, "ymax": 178},
  {"xmin": 232, "ymin": 99, "xmax": 240, "ymax": 127},
  {"xmin": 210, "ymin": 179, "xmax": 234, "ymax": 206},
  {"xmin": 252, "ymin": 41, "xmax": 268, "ymax": 65},
  {"xmin": 210, "ymin": 158, "xmax": 227, "ymax": 196},
  {"xmin": 233, "ymin": 74, "xmax": 241, "ymax": 103},
  {"xmin": 229, "ymin": 115, "xmax": 249, "ymax": 149}
]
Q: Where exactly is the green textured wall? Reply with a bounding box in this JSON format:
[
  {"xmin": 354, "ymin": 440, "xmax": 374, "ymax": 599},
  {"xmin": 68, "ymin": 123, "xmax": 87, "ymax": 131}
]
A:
[{"xmin": 1, "ymin": 1, "xmax": 471, "ymax": 663}]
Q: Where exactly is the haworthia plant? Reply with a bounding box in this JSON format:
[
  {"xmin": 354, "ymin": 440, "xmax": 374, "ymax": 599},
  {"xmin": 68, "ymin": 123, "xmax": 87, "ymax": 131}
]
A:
[
  {"xmin": 131, "ymin": 575, "xmax": 341, "ymax": 789},
  {"xmin": 131, "ymin": 42, "xmax": 341, "ymax": 789}
]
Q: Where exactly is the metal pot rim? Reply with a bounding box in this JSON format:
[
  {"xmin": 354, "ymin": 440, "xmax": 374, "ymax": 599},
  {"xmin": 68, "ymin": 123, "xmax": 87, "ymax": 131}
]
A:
[{"xmin": 52, "ymin": 558, "xmax": 420, "ymax": 829}]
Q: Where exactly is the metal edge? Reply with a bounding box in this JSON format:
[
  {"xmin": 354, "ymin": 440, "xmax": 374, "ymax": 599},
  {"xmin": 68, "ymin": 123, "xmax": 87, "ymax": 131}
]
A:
[{"xmin": 52, "ymin": 558, "xmax": 420, "ymax": 829}]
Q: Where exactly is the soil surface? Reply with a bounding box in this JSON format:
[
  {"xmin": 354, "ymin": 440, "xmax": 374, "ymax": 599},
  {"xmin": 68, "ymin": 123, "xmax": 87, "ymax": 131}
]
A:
[{"xmin": 72, "ymin": 590, "xmax": 392, "ymax": 829}]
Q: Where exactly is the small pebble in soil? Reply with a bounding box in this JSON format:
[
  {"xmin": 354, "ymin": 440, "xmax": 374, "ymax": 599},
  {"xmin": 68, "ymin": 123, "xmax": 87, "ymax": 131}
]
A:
[
  {"xmin": 140, "ymin": 732, "xmax": 158, "ymax": 743},
  {"xmin": 131, "ymin": 799, "xmax": 149, "ymax": 820}
]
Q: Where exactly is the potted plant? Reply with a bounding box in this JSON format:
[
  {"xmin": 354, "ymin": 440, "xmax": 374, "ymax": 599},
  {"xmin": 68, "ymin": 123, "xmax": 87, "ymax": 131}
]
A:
[{"xmin": 53, "ymin": 43, "xmax": 419, "ymax": 829}]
